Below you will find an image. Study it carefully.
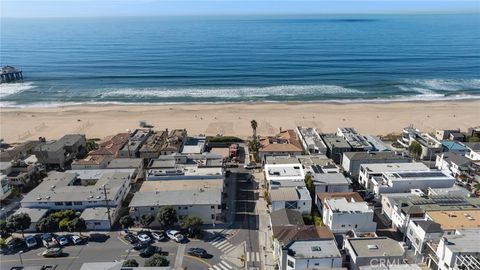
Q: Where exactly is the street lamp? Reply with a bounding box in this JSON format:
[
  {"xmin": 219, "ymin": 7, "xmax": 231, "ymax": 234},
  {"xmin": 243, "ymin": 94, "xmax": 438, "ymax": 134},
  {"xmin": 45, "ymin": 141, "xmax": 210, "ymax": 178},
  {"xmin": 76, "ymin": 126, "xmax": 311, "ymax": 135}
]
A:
[
  {"xmin": 18, "ymin": 250, "xmax": 23, "ymax": 265},
  {"xmin": 102, "ymin": 184, "xmax": 112, "ymax": 230}
]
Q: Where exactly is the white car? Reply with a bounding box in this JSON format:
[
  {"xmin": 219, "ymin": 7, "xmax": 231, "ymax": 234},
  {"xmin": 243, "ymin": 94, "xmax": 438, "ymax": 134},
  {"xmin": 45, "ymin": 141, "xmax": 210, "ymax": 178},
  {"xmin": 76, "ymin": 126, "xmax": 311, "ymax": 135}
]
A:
[
  {"xmin": 151, "ymin": 231, "xmax": 165, "ymax": 241},
  {"xmin": 57, "ymin": 236, "xmax": 69, "ymax": 246},
  {"xmin": 71, "ymin": 235, "xmax": 83, "ymax": 245},
  {"xmin": 243, "ymin": 163, "xmax": 256, "ymax": 169},
  {"xmin": 166, "ymin": 230, "xmax": 184, "ymax": 243},
  {"xmin": 137, "ymin": 234, "xmax": 151, "ymax": 243}
]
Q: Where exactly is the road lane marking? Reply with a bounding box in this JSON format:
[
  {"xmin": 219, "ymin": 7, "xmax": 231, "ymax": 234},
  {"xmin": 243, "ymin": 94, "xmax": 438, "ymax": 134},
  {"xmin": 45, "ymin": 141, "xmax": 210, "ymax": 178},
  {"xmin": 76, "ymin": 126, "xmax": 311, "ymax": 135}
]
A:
[{"xmin": 1, "ymin": 256, "xmax": 80, "ymax": 263}]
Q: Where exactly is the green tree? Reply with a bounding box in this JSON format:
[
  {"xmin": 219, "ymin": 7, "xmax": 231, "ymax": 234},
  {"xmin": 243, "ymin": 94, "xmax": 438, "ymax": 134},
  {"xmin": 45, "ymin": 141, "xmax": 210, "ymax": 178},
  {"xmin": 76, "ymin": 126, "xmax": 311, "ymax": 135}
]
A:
[
  {"xmin": 250, "ymin": 120, "xmax": 258, "ymax": 139},
  {"xmin": 180, "ymin": 216, "xmax": 203, "ymax": 237},
  {"xmin": 140, "ymin": 214, "xmax": 155, "ymax": 229},
  {"xmin": 59, "ymin": 218, "xmax": 70, "ymax": 231},
  {"xmin": 50, "ymin": 209, "xmax": 76, "ymax": 223},
  {"xmin": 7, "ymin": 213, "xmax": 31, "ymax": 238},
  {"xmin": 86, "ymin": 139, "xmax": 99, "ymax": 152},
  {"xmin": 144, "ymin": 254, "xmax": 169, "ymax": 267},
  {"xmin": 0, "ymin": 219, "xmax": 13, "ymax": 239},
  {"xmin": 408, "ymin": 141, "xmax": 423, "ymax": 161},
  {"xmin": 123, "ymin": 259, "xmax": 139, "ymax": 267},
  {"xmin": 304, "ymin": 173, "xmax": 315, "ymax": 200},
  {"xmin": 120, "ymin": 215, "xmax": 135, "ymax": 229},
  {"xmin": 68, "ymin": 218, "xmax": 87, "ymax": 235},
  {"xmin": 36, "ymin": 216, "xmax": 58, "ymax": 232},
  {"xmin": 157, "ymin": 207, "xmax": 178, "ymax": 228}
]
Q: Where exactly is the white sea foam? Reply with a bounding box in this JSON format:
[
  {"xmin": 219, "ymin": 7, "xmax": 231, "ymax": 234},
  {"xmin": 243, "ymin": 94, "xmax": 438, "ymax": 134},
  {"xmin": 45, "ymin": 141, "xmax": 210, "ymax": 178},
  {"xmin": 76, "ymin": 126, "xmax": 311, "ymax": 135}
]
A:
[
  {"xmin": 0, "ymin": 82, "xmax": 35, "ymax": 98},
  {"xmin": 404, "ymin": 78, "xmax": 480, "ymax": 92},
  {"xmin": 99, "ymin": 84, "xmax": 364, "ymax": 99}
]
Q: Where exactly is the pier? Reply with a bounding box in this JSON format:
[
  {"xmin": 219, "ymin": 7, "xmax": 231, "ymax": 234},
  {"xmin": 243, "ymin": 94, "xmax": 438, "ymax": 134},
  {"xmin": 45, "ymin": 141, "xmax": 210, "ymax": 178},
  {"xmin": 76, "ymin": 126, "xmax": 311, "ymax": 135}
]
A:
[{"xmin": 1, "ymin": 65, "xmax": 23, "ymax": 83}]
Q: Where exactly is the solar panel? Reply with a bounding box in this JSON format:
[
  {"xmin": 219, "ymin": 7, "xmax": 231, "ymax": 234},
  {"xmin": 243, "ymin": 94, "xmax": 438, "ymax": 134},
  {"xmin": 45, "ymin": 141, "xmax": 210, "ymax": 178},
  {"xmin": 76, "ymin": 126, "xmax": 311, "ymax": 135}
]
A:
[{"xmin": 396, "ymin": 172, "xmax": 446, "ymax": 178}]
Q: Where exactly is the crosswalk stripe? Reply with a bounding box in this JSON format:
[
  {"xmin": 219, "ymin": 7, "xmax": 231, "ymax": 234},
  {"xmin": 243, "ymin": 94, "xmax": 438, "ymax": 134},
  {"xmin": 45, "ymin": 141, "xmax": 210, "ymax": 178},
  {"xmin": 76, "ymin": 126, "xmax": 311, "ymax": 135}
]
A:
[
  {"xmin": 223, "ymin": 245, "xmax": 236, "ymax": 254},
  {"xmin": 211, "ymin": 236, "xmax": 224, "ymax": 243},
  {"xmin": 213, "ymin": 265, "xmax": 222, "ymax": 270},
  {"xmin": 255, "ymin": 252, "xmax": 260, "ymax": 261},
  {"xmin": 220, "ymin": 261, "xmax": 233, "ymax": 269},
  {"xmin": 212, "ymin": 240, "xmax": 226, "ymax": 247},
  {"xmin": 217, "ymin": 263, "xmax": 229, "ymax": 270},
  {"xmin": 246, "ymin": 251, "xmax": 250, "ymax": 261},
  {"xmin": 216, "ymin": 241, "xmax": 231, "ymax": 249}
]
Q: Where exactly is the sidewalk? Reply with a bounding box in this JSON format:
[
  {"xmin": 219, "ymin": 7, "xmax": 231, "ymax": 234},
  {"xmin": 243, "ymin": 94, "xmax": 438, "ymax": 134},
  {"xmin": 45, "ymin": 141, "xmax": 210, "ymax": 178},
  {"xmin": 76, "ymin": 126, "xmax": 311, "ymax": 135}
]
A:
[{"xmin": 255, "ymin": 173, "xmax": 276, "ymax": 270}]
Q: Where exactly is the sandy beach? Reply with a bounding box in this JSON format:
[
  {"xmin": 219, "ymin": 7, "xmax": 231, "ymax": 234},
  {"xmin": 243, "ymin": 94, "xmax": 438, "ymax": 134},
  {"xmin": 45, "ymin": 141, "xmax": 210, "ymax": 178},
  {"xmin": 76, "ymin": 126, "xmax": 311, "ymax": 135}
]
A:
[{"xmin": 1, "ymin": 101, "xmax": 479, "ymax": 143}]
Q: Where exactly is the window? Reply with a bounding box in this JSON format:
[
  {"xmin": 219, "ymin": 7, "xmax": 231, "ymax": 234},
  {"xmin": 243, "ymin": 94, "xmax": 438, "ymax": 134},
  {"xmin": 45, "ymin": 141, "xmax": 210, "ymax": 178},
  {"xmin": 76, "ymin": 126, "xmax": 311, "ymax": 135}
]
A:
[
  {"xmin": 94, "ymin": 222, "xmax": 101, "ymax": 225},
  {"xmin": 341, "ymin": 225, "xmax": 346, "ymax": 227},
  {"xmin": 65, "ymin": 202, "xmax": 72, "ymax": 206},
  {"xmin": 184, "ymin": 206, "xmax": 188, "ymax": 210},
  {"xmin": 74, "ymin": 202, "xmax": 82, "ymax": 205},
  {"xmin": 150, "ymin": 207, "xmax": 154, "ymax": 211},
  {"xmin": 211, "ymin": 214, "xmax": 215, "ymax": 219},
  {"xmin": 211, "ymin": 206, "xmax": 214, "ymax": 209},
  {"xmin": 287, "ymin": 260, "xmax": 294, "ymax": 268},
  {"xmin": 217, "ymin": 205, "xmax": 221, "ymax": 209},
  {"xmin": 55, "ymin": 202, "xmax": 63, "ymax": 206},
  {"xmin": 355, "ymin": 224, "xmax": 358, "ymax": 228}
]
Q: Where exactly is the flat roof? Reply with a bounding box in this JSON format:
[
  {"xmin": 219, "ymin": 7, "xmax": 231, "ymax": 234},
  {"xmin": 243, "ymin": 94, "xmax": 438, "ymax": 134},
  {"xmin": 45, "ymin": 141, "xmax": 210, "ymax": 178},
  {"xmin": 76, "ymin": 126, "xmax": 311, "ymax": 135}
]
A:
[
  {"xmin": 361, "ymin": 162, "xmax": 428, "ymax": 173},
  {"xmin": 14, "ymin": 207, "xmax": 48, "ymax": 222},
  {"xmin": 313, "ymin": 173, "xmax": 350, "ymax": 185},
  {"xmin": 438, "ymin": 152, "xmax": 472, "ymax": 167},
  {"xmin": 106, "ymin": 158, "xmax": 143, "ymax": 169},
  {"xmin": 347, "ymin": 237, "xmax": 404, "ymax": 257},
  {"xmin": 140, "ymin": 179, "xmax": 223, "ymax": 192},
  {"xmin": 343, "ymin": 151, "xmax": 410, "ymax": 161},
  {"xmin": 129, "ymin": 188, "xmax": 222, "ymax": 207},
  {"xmin": 270, "ymin": 187, "xmax": 299, "ymax": 201},
  {"xmin": 325, "ymin": 197, "xmax": 372, "ymax": 213},
  {"xmin": 321, "ymin": 134, "xmax": 351, "ymax": 148},
  {"xmin": 288, "ymin": 239, "xmax": 341, "ymax": 259},
  {"xmin": 270, "ymin": 209, "xmax": 305, "ymax": 226},
  {"xmin": 297, "ymin": 127, "xmax": 327, "ymax": 151},
  {"xmin": 425, "ymin": 210, "xmax": 480, "ymax": 230},
  {"xmin": 442, "ymin": 229, "xmax": 480, "ymax": 253},
  {"xmin": 80, "ymin": 207, "xmax": 116, "ymax": 221},
  {"xmin": 265, "ymin": 163, "xmax": 305, "ymax": 181},
  {"xmin": 384, "ymin": 171, "xmax": 453, "ymax": 181},
  {"xmin": 317, "ymin": 192, "xmax": 364, "ymax": 204},
  {"xmin": 265, "ymin": 156, "xmax": 301, "ymax": 165}
]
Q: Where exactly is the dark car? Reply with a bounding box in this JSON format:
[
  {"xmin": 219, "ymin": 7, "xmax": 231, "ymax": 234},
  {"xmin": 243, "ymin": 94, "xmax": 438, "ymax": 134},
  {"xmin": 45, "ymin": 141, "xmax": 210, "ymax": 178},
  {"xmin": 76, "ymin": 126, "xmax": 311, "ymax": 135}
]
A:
[
  {"xmin": 187, "ymin": 248, "xmax": 207, "ymax": 258},
  {"xmin": 7, "ymin": 238, "xmax": 25, "ymax": 251},
  {"xmin": 124, "ymin": 233, "xmax": 138, "ymax": 244},
  {"xmin": 139, "ymin": 246, "xmax": 161, "ymax": 258},
  {"xmin": 136, "ymin": 230, "xmax": 152, "ymax": 237},
  {"xmin": 132, "ymin": 242, "xmax": 150, "ymax": 250}
]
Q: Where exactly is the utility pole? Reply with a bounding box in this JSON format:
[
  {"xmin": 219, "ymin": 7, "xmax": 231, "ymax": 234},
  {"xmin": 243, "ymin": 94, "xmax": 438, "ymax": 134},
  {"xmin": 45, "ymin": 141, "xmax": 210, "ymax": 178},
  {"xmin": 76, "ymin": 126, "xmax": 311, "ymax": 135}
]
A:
[{"xmin": 102, "ymin": 184, "xmax": 112, "ymax": 230}]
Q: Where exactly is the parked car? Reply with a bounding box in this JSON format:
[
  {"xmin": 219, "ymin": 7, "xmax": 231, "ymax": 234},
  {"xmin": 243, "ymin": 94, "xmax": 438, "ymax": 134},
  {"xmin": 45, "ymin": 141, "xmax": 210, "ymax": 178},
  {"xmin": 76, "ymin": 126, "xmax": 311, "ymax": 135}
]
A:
[
  {"xmin": 166, "ymin": 230, "xmax": 184, "ymax": 243},
  {"xmin": 132, "ymin": 242, "xmax": 150, "ymax": 250},
  {"xmin": 70, "ymin": 235, "xmax": 84, "ymax": 245},
  {"xmin": 187, "ymin": 248, "xmax": 208, "ymax": 258},
  {"xmin": 42, "ymin": 247, "xmax": 63, "ymax": 257},
  {"xmin": 56, "ymin": 236, "xmax": 69, "ymax": 246},
  {"xmin": 41, "ymin": 233, "xmax": 58, "ymax": 248},
  {"xmin": 137, "ymin": 233, "xmax": 151, "ymax": 243},
  {"xmin": 124, "ymin": 233, "xmax": 138, "ymax": 244},
  {"xmin": 151, "ymin": 231, "xmax": 165, "ymax": 241},
  {"xmin": 7, "ymin": 238, "xmax": 25, "ymax": 250},
  {"xmin": 243, "ymin": 163, "xmax": 256, "ymax": 169},
  {"xmin": 25, "ymin": 235, "xmax": 38, "ymax": 248},
  {"xmin": 139, "ymin": 246, "xmax": 162, "ymax": 258}
]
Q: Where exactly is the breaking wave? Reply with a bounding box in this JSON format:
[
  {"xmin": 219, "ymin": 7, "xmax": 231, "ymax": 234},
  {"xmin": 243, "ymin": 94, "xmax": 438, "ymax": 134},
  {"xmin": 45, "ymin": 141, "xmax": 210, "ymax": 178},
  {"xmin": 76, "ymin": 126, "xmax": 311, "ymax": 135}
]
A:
[{"xmin": 0, "ymin": 82, "xmax": 35, "ymax": 98}]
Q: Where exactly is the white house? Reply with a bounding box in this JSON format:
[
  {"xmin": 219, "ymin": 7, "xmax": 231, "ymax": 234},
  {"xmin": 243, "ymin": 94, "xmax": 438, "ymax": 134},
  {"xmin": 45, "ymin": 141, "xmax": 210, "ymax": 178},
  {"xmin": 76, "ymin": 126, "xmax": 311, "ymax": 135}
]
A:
[
  {"xmin": 435, "ymin": 152, "xmax": 473, "ymax": 177},
  {"xmin": 342, "ymin": 151, "xmax": 410, "ymax": 179},
  {"xmin": 270, "ymin": 186, "xmax": 311, "ymax": 214},
  {"xmin": 405, "ymin": 219, "xmax": 444, "ymax": 255},
  {"xmin": 296, "ymin": 127, "xmax": 327, "ymax": 154},
  {"xmin": 312, "ymin": 172, "xmax": 351, "ymax": 193},
  {"xmin": 464, "ymin": 142, "xmax": 480, "ymax": 161},
  {"xmin": 323, "ymin": 197, "xmax": 376, "ymax": 234},
  {"xmin": 265, "ymin": 163, "xmax": 305, "ymax": 190},
  {"xmin": 371, "ymin": 170, "xmax": 455, "ymax": 196},
  {"xmin": 359, "ymin": 163, "xmax": 429, "ymax": 191},
  {"xmin": 433, "ymin": 229, "xmax": 480, "ymax": 270},
  {"xmin": 80, "ymin": 207, "xmax": 116, "ymax": 231}
]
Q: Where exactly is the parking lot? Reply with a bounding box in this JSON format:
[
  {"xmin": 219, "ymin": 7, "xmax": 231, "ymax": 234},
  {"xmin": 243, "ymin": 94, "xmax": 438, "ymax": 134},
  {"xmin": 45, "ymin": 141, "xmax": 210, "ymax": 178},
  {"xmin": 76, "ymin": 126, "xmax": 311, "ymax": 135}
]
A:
[{"xmin": 1, "ymin": 230, "xmax": 242, "ymax": 270}]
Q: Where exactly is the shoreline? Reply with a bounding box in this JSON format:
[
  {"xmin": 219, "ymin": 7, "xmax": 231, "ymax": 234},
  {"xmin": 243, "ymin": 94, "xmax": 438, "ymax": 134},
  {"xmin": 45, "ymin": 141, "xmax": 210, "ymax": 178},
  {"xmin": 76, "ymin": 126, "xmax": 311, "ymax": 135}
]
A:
[{"xmin": 1, "ymin": 100, "xmax": 479, "ymax": 143}]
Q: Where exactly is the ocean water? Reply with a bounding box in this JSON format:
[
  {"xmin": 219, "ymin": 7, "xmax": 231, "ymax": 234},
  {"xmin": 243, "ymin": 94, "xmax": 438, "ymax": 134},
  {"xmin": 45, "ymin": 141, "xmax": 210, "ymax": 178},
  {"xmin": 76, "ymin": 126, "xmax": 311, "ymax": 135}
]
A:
[{"xmin": 1, "ymin": 14, "xmax": 480, "ymax": 107}]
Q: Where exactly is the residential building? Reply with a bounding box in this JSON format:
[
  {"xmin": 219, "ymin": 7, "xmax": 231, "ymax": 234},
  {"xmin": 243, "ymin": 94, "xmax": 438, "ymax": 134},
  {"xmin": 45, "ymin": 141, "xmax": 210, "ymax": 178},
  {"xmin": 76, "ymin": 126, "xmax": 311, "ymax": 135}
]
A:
[
  {"xmin": 344, "ymin": 237, "xmax": 406, "ymax": 270},
  {"xmin": 72, "ymin": 133, "xmax": 130, "ymax": 169},
  {"xmin": 371, "ymin": 170, "xmax": 455, "ymax": 196},
  {"xmin": 146, "ymin": 154, "xmax": 223, "ymax": 181},
  {"xmin": 427, "ymin": 186, "xmax": 470, "ymax": 197},
  {"xmin": 269, "ymin": 208, "xmax": 305, "ymax": 228},
  {"xmin": 464, "ymin": 142, "xmax": 480, "ymax": 161},
  {"xmin": 312, "ymin": 172, "xmax": 351, "ymax": 193},
  {"xmin": 359, "ymin": 163, "xmax": 429, "ymax": 191},
  {"xmin": 336, "ymin": 127, "xmax": 373, "ymax": 151},
  {"xmin": 435, "ymin": 152, "xmax": 473, "ymax": 177},
  {"xmin": 129, "ymin": 184, "xmax": 222, "ymax": 225},
  {"xmin": 1, "ymin": 158, "xmax": 39, "ymax": 187},
  {"xmin": 424, "ymin": 210, "xmax": 480, "ymax": 232},
  {"xmin": 71, "ymin": 155, "xmax": 111, "ymax": 169},
  {"xmin": 405, "ymin": 219, "xmax": 444, "ymax": 255},
  {"xmin": 435, "ymin": 129, "xmax": 462, "ymax": 141},
  {"xmin": 431, "ymin": 229, "xmax": 480, "ymax": 270},
  {"xmin": 33, "ymin": 134, "xmax": 86, "ymax": 169},
  {"xmin": 0, "ymin": 140, "xmax": 41, "ymax": 162},
  {"xmin": 21, "ymin": 170, "xmax": 132, "ymax": 213},
  {"xmin": 270, "ymin": 186, "xmax": 311, "ymax": 214},
  {"xmin": 1, "ymin": 174, "xmax": 11, "ymax": 200},
  {"xmin": 296, "ymin": 127, "xmax": 327, "ymax": 154},
  {"xmin": 441, "ymin": 141, "xmax": 467, "ymax": 155},
  {"xmin": 118, "ymin": 129, "xmax": 152, "ymax": 158},
  {"xmin": 410, "ymin": 133, "xmax": 443, "ymax": 161},
  {"xmin": 13, "ymin": 207, "xmax": 49, "ymax": 232},
  {"xmin": 342, "ymin": 151, "xmax": 410, "ymax": 179},
  {"xmin": 359, "ymin": 265, "xmax": 424, "ymax": 270},
  {"xmin": 264, "ymin": 163, "xmax": 305, "ymax": 190},
  {"xmin": 322, "ymin": 197, "xmax": 376, "ymax": 234},
  {"xmin": 159, "ymin": 129, "xmax": 187, "ymax": 155},
  {"xmin": 272, "ymin": 226, "xmax": 342, "ymax": 270},
  {"xmin": 258, "ymin": 130, "xmax": 304, "ymax": 162},
  {"xmin": 321, "ymin": 134, "xmax": 352, "ymax": 164},
  {"xmin": 181, "ymin": 136, "xmax": 206, "ymax": 154},
  {"xmin": 80, "ymin": 207, "xmax": 115, "ymax": 231},
  {"xmin": 364, "ymin": 135, "xmax": 390, "ymax": 152},
  {"xmin": 381, "ymin": 194, "xmax": 480, "ymax": 233},
  {"xmin": 266, "ymin": 156, "xmax": 303, "ymax": 165},
  {"xmin": 297, "ymin": 155, "xmax": 340, "ymax": 174},
  {"xmin": 107, "ymin": 158, "xmax": 144, "ymax": 182},
  {"xmin": 138, "ymin": 130, "xmax": 168, "ymax": 158},
  {"xmin": 316, "ymin": 192, "xmax": 364, "ymax": 216},
  {"xmin": 467, "ymin": 126, "xmax": 480, "ymax": 138}
]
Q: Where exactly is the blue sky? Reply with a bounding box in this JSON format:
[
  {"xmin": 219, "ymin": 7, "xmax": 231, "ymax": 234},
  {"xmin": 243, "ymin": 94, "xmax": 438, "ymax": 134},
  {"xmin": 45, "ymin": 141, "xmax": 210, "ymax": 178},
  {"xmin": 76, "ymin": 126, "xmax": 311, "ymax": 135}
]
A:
[{"xmin": 2, "ymin": 1, "xmax": 479, "ymax": 18}]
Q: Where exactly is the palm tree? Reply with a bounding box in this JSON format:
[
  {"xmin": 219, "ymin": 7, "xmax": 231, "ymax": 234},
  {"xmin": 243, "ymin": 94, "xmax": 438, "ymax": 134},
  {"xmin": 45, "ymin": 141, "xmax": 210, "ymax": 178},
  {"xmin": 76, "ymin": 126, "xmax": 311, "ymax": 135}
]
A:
[{"xmin": 250, "ymin": 120, "xmax": 258, "ymax": 139}]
